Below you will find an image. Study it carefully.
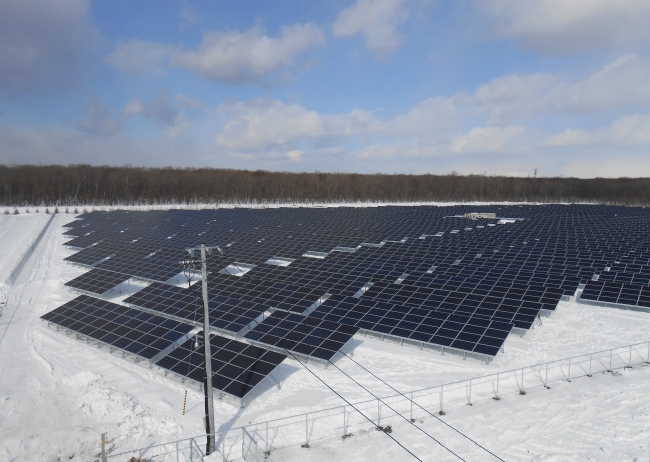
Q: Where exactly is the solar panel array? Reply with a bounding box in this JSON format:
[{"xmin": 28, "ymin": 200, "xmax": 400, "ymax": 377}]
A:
[
  {"xmin": 124, "ymin": 282, "xmax": 268, "ymax": 334},
  {"xmin": 56, "ymin": 205, "xmax": 650, "ymax": 368},
  {"xmin": 244, "ymin": 311, "xmax": 359, "ymax": 361},
  {"xmin": 42, "ymin": 295, "xmax": 193, "ymax": 360},
  {"xmin": 64, "ymin": 268, "xmax": 131, "ymax": 296},
  {"xmin": 156, "ymin": 332, "xmax": 286, "ymax": 399}
]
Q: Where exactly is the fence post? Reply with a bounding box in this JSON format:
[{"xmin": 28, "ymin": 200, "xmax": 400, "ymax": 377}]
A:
[
  {"xmin": 468, "ymin": 379, "xmax": 472, "ymax": 406},
  {"xmin": 567, "ymin": 358, "xmax": 571, "ymax": 381},
  {"xmin": 545, "ymin": 363, "xmax": 548, "ymax": 387},
  {"xmin": 496, "ymin": 373, "xmax": 500, "ymax": 399},
  {"xmin": 343, "ymin": 407, "xmax": 347, "ymax": 436},
  {"xmin": 176, "ymin": 440, "xmax": 179, "ymax": 462},
  {"xmin": 241, "ymin": 428, "xmax": 245, "ymax": 460},
  {"xmin": 410, "ymin": 392, "xmax": 413, "ymax": 421},
  {"xmin": 222, "ymin": 433, "xmax": 226, "ymax": 462},
  {"xmin": 377, "ymin": 399, "xmax": 381, "ymax": 427},
  {"xmin": 629, "ymin": 344, "xmax": 632, "ymax": 365},
  {"xmin": 266, "ymin": 421, "xmax": 269, "ymax": 453},
  {"xmin": 100, "ymin": 434, "xmax": 107, "ymax": 462},
  {"xmin": 439, "ymin": 385, "xmax": 445, "ymax": 415},
  {"xmin": 609, "ymin": 349, "xmax": 612, "ymax": 371},
  {"xmin": 589, "ymin": 354, "xmax": 592, "ymax": 376},
  {"xmin": 305, "ymin": 413, "xmax": 309, "ymax": 444}
]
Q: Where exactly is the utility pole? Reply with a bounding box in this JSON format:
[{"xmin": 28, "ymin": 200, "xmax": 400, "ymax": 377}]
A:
[
  {"xmin": 534, "ymin": 168, "xmax": 537, "ymax": 178},
  {"xmin": 183, "ymin": 244, "xmax": 225, "ymax": 455},
  {"xmin": 201, "ymin": 243, "xmax": 216, "ymax": 455}
]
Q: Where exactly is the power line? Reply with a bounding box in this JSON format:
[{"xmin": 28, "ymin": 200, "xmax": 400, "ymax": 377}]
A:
[
  {"xmin": 341, "ymin": 353, "xmax": 506, "ymax": 462},
  {"xmin": 327, "ymin": 359, "xmax": 465, "ymax": 461},
  {"xmin": 284, "ymin": 350, "xmax": 423, "ymax": 462}
]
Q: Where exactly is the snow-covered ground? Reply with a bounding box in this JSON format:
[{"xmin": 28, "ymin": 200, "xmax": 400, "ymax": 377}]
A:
[
  {"xmin": 0, "ymin": 213, "xmax": 50, "ymax": 284},
  {"xmin": 1, "ymin": 211, "xmax": 649, "ymax": 462}
]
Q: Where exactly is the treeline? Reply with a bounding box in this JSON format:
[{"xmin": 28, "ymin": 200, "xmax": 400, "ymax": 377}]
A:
[{"xmin": 2, "ymin": 164, "xmax": 650, "ymax": 206}]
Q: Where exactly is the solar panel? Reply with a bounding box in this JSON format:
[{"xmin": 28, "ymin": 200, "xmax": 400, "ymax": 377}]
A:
[
  {"xmin": 41, "ymin": 295, "xmax": 193, "ymax": 360},
  {"xmin": 64, "ymin": 268, "xmax": 131, "ymax": 295},
  {"xmin": 244, "ymin": 311, "xmax": 359, "ymax": 361},
  {"xmin": 155, "ymin": 331, "xmax": 286, "ymax": 399},
  {"xmin": 124, "ymin": 282, "xmax": 269, "ymax": 334},
  {"xmin": 311, "ymin": 295, "xmax": 512, "ymax": 356},
  {"xmin": 61, "ymin": 204, "xmax": 650, "ymax": 365}
]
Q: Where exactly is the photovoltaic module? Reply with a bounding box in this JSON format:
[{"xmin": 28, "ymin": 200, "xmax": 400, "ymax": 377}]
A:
[{"xmin": 42, "ymin": 204, "xmax": 650, "ymax": 401}]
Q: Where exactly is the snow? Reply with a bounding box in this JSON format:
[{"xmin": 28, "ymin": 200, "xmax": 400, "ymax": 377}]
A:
[
  {"xmin": 1, "ymin": 210, "xmax": 649, "ymax": 462},
  {"xmin": 0, "ymin": 213, "xmax": 50, "ymax": 284}
]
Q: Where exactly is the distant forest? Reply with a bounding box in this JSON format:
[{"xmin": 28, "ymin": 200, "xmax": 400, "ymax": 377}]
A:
[{"xmin": 1, "ymin": 164, "xmax": 650, "ymax": 206}]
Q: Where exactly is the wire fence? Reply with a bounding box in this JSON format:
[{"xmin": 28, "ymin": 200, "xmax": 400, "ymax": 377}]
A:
[{"xmin": 102, "ymin": 340, "xmax": 650, "ymax": 462}]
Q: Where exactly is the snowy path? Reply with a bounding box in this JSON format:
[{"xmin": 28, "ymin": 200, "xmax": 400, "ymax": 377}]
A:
[{"xmin": 0, "ymin": 214, "xmax": 649, "ymax": 461}]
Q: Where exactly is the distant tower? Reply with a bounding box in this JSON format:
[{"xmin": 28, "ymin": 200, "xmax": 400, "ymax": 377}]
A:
[{"xmin": 534, "ymin": 168, "xmax": 537, "ymax": 178}]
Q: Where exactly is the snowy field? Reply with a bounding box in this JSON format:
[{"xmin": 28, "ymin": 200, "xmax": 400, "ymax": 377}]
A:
[
  {"xmin": 0, "ymin": 213, "xmax": 50, "ymax": 284},
  {"xmin": 1, "ymin": 210, "xmax": 650, "ymax": 461}
]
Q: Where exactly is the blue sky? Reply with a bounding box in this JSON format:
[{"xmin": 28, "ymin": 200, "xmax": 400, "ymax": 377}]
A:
[{"xmin": 2, "ymin": 0, "xmax": 650, "ymax": 177}]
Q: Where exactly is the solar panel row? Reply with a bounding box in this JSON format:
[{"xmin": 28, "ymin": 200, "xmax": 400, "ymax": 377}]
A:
[
  {"xmin": 580, "ymin": 280, "xmax": 650, "ymax": 307},
  {"xmin": 41, "ymin": 295, "xmax": 286, "ymax": 399},
  {"xmin": 41, "ymin": 295, "xmax": 193, "ymax": 360},
  {"xmin": 61, "ymin": 205, "xmax": 650, "ymax": 362},
  {"xmin": 124, "ymin": 282, "xmax": 269, "ymax": 334},
  {"xmin": 155, "ymin": 332, "xmax": 286, "ymax": 399},
  {"xmin": 244, "ymin": 311, "xmax": 359, "ymax": 361}
]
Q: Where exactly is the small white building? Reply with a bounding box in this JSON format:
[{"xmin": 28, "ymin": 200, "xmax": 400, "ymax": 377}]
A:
[{"xmin": 464, "ymin": 212, "xmax": 497, "ymax": 219}]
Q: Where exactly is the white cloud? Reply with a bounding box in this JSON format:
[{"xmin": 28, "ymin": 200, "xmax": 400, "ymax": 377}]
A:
[
  {"xmin": 214, "ymin": 98, "xmax": 381, "ymax": 150},
  {"xmin": 333, "ymin": 0, "xmax": 409, "ymax": 54},
  {"xmin": 169, "ymin": 23, "xmax": 325, "ymax": 85},
  {"xmin": 206, "ymin": 69, "xmax": 650, "ymax": 170},
  {"xmin": 556, "ymin": 54, "xmax": 650, "ymax": 113},
  {"xmin": 286, "ymin": 150, "xmax": 304, "ymax": 162},
  {"xmin": 356, "ymin": 141, "xmax": 438, "ymax": 160},
  {"xmin": 542, "ymin": 129, "xmax": 596, "ymax": 147},
  {"xmin": 0, "ymin": 0, "xmax": 98, "ymax": 91},
  {"xmin": 454, "ymin": 73, "xmax": 557, "ymax": 123},
  {"xmin": 544, "ymin": 114, "xmax": 650, "ymax": 147},
  {"xmin": 389, "ymin": 97, "xmax": 458, "ymax": 137},
  {"xmin": 125, "ymin": 97, "xmax": 177, "ymax": 127},
  {"xmin": 123, "ymin": 92, "xmax": 194, "ymax": 139},
  {"xmin": 77, "ymin": 100, "xmax": 121, "ymax": 136},
  {"xmin": 175, "ymin": 94, "xmax": 202, "ymax": 109},
  {"xmin": 105, "ymin": 40, "xmax": 171, "ymax": 74},
  {"xmin": 454, "ymin": 54, "xmax": 650, "ymax": 123},
  {"xmin": 481, "ymin": 0, "xmax": 650, "ymax": 54},
  {"xmin": 162, "ymin": 114, "xmax": 193, "ymax": 140},
  {"xmin": 451, "ymin": 126, "xmax": 526, "ymax": 153},
  {"xmin": 179, "ymin": 0, "xmax": 198, "ymax": 32},
  {"xmin": 0, "ymin": 124, "xmax": 191, "ymax": 167}
]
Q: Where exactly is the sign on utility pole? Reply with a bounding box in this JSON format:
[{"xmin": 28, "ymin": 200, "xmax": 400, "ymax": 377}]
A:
[{"xmin": 201, "ymin": 243, "xmax": 216, "ymax": 455}]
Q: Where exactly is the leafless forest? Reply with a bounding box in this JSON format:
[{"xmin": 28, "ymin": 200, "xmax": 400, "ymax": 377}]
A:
[{"xmin": 1, "ymin": 164, "xmax": 650, "ymax": 206}]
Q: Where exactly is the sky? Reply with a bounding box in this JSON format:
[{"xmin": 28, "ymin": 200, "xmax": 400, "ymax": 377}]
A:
[{"xmin": 1, "ymin": 0, "xmax": 650, "ymax": 177}]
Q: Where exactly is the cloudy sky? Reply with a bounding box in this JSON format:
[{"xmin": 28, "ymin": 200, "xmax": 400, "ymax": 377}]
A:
[{"xmin": 1, "ymin": 0, "xmax": 650, "ymax": 177}]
